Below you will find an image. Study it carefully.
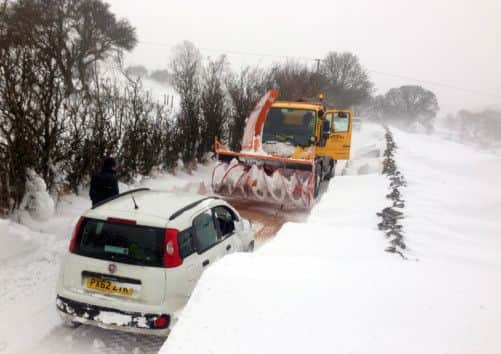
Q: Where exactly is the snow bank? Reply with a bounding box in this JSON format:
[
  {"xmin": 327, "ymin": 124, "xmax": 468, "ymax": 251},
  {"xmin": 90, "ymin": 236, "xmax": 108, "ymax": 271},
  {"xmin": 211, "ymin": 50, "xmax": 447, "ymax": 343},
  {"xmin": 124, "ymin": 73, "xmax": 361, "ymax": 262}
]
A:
[
  {"xmin": 0, "ymin": 163, "xmax": 213, "ymax": 353},
  {"xmin": 0, "ymin": 194, "xmax": 90, "ymax": 353},
  {"xmin": 18, "ymin": 169, "xmax": 55, "ymax": 222},
  {"xmin": 161, "ymin": 125, "xmax": 501, "ymax": 354},
  {"xmin": 393, "ymin": 128, "xmax": 501, "ymax": 265}
]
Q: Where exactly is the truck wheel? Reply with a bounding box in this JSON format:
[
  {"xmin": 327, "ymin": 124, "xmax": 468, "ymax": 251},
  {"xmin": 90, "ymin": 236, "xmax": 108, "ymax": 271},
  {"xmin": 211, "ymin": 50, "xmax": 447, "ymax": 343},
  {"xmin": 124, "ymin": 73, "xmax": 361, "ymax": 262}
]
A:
[
  {"xmin": 314, "ymin": 163, "xmax": 322, "ymax": 197},
  {"xmin": 325, "ymin": 160, "xmax": 335, "ymax": 180}
]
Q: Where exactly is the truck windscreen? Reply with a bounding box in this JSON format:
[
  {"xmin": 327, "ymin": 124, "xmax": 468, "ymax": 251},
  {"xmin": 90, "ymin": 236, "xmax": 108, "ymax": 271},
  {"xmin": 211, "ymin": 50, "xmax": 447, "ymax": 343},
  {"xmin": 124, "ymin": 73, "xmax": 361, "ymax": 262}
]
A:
[{"xmin": 262, "ymin": 108, "xmax": 316, "ymax": 147}]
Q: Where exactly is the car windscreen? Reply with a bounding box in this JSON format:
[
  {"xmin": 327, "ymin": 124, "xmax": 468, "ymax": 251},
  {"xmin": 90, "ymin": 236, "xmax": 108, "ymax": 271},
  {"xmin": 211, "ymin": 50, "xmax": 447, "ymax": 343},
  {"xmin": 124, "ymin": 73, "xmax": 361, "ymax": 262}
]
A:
[
  {"xmin": 262, "ymin": 108, "xmax": 316, "ymax": 147},
  {"xmin": 74, "ymin": 218, "xmax": 164, "ymax": 267}
]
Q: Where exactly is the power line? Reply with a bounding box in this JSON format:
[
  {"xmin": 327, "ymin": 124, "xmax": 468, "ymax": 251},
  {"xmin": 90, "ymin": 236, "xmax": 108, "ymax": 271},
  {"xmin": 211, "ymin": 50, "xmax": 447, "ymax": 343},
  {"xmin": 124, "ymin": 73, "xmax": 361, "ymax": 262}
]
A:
[
  {"xmin": 137, "ymin": 40, "xmax": 501, "ymax": 100},
  {"xmin": 368, "ymin": 70, "xmax": 501, "ymax": 100},
  {"xmin": 139, "ymin": 41, "xmax": 314, "ymax": 60}
]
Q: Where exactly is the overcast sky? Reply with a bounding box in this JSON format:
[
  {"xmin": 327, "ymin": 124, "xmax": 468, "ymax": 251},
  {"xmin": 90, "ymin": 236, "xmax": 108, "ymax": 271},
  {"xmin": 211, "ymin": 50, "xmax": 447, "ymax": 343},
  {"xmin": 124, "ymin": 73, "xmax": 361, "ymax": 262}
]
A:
[{"xmin": 107, "ymin": 0, "xmax": 501, "ymax": 115}]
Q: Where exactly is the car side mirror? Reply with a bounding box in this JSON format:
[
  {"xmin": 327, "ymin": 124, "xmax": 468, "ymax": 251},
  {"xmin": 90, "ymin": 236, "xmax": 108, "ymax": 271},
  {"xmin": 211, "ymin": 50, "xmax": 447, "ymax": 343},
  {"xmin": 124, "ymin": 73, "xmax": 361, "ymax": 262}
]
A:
[
  {"xmin": 242, "ymin": 218, "xmax": 251, "ymax": 231},
  {"xmin": 236, "ymin": 218, "xmax": 251, "ymax": 233}
]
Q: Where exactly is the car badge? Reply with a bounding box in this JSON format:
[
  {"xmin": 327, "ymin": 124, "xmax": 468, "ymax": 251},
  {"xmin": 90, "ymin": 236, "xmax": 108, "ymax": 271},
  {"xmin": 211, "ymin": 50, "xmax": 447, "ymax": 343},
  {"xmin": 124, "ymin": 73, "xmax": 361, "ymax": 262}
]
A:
[{"xmin": 108, "ymin": 263, "xmax": 117, "ymax": 274}]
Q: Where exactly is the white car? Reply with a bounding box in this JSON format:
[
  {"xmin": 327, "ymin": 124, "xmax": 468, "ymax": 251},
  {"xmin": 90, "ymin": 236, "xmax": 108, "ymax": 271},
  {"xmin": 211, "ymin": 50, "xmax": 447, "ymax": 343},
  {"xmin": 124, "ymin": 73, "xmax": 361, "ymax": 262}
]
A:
[{"xmin": 56, "ymin": 188, "xmax": 254, "ymax": 336}]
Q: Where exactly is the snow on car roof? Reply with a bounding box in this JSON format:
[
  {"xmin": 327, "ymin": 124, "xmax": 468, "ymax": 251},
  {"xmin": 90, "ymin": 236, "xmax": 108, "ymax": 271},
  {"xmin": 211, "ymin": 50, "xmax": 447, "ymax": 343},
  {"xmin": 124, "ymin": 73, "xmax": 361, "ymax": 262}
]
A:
[{"xmin": 84, "ymin": 189, "xmax": 214, "ymax": 227}]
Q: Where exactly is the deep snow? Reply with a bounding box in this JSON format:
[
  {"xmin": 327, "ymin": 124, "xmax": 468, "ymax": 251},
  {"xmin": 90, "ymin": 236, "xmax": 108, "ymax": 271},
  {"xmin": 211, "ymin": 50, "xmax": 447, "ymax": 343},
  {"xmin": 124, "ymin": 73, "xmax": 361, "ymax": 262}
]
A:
[
  {"xmin": 0, "ymin": 164, "xmax": 215, "ymax": 354},
  {"xmin": 1, "ymin": 123, "xmax": 500, "ymax": 354},
  {"xmin": 160, "ymin": 124, "xmax": 501, "ymax": 354}
]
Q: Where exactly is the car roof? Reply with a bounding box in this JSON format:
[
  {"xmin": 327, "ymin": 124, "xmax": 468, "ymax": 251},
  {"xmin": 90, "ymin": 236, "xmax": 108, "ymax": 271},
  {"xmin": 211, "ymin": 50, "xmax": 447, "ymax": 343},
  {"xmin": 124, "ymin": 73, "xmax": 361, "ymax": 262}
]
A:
[{"xmin": 84, "ymin": 189, "xmax": 220, "ymax": 228}]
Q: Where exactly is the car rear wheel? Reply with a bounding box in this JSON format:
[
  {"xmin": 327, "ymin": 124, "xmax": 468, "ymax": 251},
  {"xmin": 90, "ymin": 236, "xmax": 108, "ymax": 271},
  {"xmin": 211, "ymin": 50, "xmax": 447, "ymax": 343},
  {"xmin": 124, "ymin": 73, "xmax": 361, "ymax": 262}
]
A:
[{"xmin": 62, "ymin": 319, "xmax": 82, "ymax": 329}]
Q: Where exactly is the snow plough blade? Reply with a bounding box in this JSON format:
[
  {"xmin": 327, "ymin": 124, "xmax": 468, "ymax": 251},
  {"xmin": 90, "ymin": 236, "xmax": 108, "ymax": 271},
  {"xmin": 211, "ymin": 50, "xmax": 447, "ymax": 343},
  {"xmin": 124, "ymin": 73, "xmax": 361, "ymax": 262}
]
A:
[
  {"xmin": 211, "ymin": 89, "xmax": 317, "ymax": 209},
  {"xmin": 211, "ymin": 154, "xmax": 316, "ymax": 208}
]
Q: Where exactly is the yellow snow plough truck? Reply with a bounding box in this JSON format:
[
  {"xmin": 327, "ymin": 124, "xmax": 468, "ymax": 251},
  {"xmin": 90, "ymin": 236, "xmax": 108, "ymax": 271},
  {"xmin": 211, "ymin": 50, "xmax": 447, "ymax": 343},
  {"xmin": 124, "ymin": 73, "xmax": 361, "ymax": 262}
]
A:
[{"xmin": 212, "ymin": 90, "xmax": 353, "ymax": 208}]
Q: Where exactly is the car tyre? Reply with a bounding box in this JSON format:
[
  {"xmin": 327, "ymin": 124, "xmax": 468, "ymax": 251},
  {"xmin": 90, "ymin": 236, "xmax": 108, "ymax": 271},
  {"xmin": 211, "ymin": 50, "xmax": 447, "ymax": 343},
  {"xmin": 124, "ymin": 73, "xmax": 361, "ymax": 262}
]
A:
[{"xmin": 63, "ymin": 319, "xmax": 82, "ymax": 329}]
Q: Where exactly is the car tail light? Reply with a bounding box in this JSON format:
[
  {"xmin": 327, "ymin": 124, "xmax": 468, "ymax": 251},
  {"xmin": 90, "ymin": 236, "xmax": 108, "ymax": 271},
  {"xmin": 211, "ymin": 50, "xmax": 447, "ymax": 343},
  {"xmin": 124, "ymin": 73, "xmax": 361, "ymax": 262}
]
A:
[
  {"xmin": 163, "ymin": 228, "xmax": 182, "ymax": 268},
  {"xmin": 153, "ymin": 315, "xmax": 170, "ymax": 329},
  {"xmin": 69, "ymin": 216, "xmax": 84, "ymax": 253}
]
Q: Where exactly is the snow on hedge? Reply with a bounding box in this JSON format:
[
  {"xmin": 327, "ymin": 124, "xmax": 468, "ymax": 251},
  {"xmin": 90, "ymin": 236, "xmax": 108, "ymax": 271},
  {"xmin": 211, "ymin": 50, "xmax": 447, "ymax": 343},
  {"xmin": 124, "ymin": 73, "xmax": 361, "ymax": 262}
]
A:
[{"xmin": 19, "ymin": 169, "xmax": 55, "ymax": 222}]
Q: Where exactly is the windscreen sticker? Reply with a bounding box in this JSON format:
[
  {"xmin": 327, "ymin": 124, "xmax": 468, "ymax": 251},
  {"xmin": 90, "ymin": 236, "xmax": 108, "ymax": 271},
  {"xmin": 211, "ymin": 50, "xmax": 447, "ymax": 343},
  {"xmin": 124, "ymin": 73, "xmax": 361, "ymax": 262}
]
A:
[{"xmin": 104, "ymin": 245, "xmax": 129, "ymax": 255}]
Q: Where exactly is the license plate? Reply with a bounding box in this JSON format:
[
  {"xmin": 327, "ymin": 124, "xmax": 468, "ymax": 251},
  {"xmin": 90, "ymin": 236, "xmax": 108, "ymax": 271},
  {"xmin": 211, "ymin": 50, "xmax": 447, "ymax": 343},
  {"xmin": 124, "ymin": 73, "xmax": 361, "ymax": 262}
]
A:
[{"xmin": 85, "ymin": 277, "xmax": 136, "ymax": 297}]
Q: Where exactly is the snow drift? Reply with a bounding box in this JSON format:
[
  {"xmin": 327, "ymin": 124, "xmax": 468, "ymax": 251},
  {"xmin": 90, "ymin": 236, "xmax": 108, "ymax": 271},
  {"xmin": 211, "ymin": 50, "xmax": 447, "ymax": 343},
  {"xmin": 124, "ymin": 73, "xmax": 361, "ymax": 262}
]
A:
[{"xmin": 161, "ymin": 124, "xmax": 501, "ymax": 354}]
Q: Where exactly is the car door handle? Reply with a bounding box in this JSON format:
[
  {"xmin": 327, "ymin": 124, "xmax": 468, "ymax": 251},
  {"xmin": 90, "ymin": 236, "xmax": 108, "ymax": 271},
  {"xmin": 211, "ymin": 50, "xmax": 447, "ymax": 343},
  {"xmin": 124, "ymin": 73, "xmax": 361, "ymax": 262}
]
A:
[
  {"xmin": 226, "ymin": 244, "xmax": 231, "ymax": 251},
  {"xmin": 202, "ymin": 259, "xmax": 210, "ymax": 267}
]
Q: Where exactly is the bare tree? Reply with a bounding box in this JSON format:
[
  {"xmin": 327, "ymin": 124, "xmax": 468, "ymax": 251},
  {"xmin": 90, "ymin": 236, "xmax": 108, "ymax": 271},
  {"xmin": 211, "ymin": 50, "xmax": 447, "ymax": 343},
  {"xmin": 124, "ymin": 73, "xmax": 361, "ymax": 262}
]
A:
[
  {"xmin": 382, "ymin": 85, "xmax": 439, "ymax": 131},
  {"xmin": 443, "ymin": 109, "xmax": 501, "ymax": 146},
  {"xmin": 226, "ymin": 66, "xmax": 271, "ymax": 150},
  {"xmin": 199, "ymin": 55, "xmax": 230, "ymax": 159},
  {"xmin": 320, "ymin": 52, "xmax": 373, "ymax": 108},
  {"xmin": 169, "ymin": 41, "xmax": 203, "ymax": 163},
  {"xmin": 149, "ymin": 69, "xmax": 172, "ymax": 85},
  {"xmin": 125, "ymin": 65, "xmax": 149, "ymax": 79},
  {"xmin": 5, "ymin": 0, "xmax": 137, "ymax": 95},
  {"xmin": 270, "ymin": 60, "xmax": 324, "ymax": 101},
  {"xmin": 0, "ymin": 0, "xmax": 136, "ymax": 210}
]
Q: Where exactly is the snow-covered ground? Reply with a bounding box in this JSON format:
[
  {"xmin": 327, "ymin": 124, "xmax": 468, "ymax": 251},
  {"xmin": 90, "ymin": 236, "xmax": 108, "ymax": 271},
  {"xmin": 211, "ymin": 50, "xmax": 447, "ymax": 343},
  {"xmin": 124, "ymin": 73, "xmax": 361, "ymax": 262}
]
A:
[
  {"xmin": 1, "ymin": 123, "xmax": 500, "ymax": 354},
  {"xmin": 161, "ymin": 124, "xmax": 501, "ymax": 354},
  {"xmin": 0, "ymin": 165, "xmax": 215, "ymax": 354}
]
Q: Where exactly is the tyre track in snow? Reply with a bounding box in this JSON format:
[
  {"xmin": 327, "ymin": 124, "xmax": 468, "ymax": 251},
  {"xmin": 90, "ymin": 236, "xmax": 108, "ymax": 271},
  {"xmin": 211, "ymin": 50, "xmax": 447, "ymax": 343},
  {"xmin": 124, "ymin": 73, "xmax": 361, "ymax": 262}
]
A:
[
  {"xmin": 224, "ymin": 199, "xmax": 309, "ymax": 245},
  {"xmin": 30, "ymin": 325, "xmax": 164, "ymax": 354},
  {"xmin": 183, "ymin": 161, "xmax": 350, "ymax": 247},
  {"xmin": 170, "ymin": 180, "xmax": 314, "ymax": 247}
]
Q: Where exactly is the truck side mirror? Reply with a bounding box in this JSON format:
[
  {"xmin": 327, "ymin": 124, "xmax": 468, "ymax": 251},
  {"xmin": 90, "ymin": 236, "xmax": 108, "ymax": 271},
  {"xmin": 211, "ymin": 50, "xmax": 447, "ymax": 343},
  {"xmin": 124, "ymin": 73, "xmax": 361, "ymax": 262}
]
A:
[
  {"xmin": 322, "ymin": 120, "xmax": 330, "ymax": 139},
  {"xmin": 317, "ymin": 120, "xmax": 330, "ymax": 147}
]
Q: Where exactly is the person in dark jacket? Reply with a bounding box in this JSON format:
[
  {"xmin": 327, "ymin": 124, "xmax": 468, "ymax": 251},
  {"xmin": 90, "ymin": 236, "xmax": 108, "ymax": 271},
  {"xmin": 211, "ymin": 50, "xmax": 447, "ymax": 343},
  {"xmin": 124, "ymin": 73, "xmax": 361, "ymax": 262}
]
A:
[{"xmin": 89, "ymin": 157, "xmax": 119, "ymax": 206}]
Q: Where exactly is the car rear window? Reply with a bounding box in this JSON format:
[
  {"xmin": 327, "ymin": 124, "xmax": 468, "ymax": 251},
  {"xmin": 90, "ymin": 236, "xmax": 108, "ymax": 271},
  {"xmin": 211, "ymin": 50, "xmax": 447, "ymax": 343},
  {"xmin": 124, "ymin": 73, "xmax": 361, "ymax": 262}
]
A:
[{"xmin": 74, "ymin": 218, "xmax": 165, "ymax": 267}]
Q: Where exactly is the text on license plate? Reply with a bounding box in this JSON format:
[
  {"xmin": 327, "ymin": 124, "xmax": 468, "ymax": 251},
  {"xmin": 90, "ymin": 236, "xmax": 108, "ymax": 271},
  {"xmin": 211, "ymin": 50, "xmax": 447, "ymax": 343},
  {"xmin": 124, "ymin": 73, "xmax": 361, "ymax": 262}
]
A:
[{"xmin": 86, "ymin": 277, "xmax": 134, "ymax": 296}]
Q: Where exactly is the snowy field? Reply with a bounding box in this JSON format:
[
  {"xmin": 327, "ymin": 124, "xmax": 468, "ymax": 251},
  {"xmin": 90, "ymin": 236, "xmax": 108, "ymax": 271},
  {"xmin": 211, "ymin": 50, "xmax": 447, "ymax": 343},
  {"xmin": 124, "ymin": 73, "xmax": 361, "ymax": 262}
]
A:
[
  {"xmin": 1, "ymin": 123, "xmax": 500, "ymax": 354},
  {"xmin": 161, "ymin": 125, "xmax": 501, "ymax": 354}
]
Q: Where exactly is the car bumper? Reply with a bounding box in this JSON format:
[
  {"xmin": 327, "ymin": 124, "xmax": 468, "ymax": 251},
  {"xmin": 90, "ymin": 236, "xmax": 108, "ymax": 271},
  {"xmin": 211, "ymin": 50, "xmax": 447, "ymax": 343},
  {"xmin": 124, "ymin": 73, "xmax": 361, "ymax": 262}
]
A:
[{"xmin": 56, "ymin": 295, "xmax": 171, "ymax": 337}]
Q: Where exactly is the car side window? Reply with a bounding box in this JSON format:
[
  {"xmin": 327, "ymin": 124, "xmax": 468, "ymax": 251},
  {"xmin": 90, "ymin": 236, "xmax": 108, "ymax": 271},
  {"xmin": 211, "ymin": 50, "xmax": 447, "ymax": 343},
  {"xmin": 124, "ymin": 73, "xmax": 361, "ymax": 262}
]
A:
[
  {"xmin": 213, "ymin": 206, "xmax": 236, "ymax": 238},
  {"xmin": 193, "ymin": 210, "xmax": 219, "ymax": 253},
  {"xmin": 178, "ymin": 227, "xmax": 195, "ymax": 258}
]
